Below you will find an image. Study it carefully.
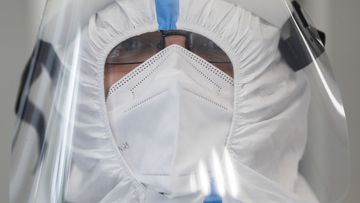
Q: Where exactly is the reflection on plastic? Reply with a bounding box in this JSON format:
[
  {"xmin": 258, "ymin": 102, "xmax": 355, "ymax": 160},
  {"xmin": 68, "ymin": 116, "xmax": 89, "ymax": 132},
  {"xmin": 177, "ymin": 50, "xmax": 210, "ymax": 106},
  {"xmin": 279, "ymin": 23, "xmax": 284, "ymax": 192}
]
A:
[{"xmin": 11, "ymin": 0, "xmax": 350, "ymax": 203}]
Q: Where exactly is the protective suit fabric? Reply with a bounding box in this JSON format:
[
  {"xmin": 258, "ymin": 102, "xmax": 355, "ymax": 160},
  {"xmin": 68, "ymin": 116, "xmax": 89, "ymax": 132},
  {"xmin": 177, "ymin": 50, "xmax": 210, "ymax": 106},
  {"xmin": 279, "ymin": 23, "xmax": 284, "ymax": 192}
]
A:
[
  {"xmin": 64, "ymin": 0, "xmax": 313, "ymax": 202},
  {"xmin": 11, "ymin": 0, "xmax": 350, "ymax": 203},
  {"xmin": 223, "ymin": 0, "xmax": 292, "ymax": 28}
]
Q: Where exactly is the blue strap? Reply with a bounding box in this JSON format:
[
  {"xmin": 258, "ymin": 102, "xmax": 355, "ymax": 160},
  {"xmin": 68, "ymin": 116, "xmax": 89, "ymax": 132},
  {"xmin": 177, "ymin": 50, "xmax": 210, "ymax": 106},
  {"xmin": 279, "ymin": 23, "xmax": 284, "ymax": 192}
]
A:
[
  {"xmin": 203, "ymin": 179, "xmax": 222, "ymax": 203},
  {"xmin": 203, "ymin": 193, "xmax": 222, "ymax": 203},
  {"xmin": 155, "ymin": 0, "xmax": 179, "ymax": 30}
]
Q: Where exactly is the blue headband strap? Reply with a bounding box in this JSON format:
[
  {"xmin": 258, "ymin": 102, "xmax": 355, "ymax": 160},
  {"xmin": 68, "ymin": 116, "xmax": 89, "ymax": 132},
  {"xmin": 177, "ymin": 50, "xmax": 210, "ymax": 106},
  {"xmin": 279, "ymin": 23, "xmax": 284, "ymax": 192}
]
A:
[{"xmin": 155, "ymin": 0, "xmax": 179, "ymax": 30}]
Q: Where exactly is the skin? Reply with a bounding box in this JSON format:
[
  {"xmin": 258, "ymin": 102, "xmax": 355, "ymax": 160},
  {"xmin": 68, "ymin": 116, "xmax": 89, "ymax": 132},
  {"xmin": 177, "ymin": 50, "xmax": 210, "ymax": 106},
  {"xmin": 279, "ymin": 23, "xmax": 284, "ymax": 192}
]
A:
[{"xmin": 104, "ymin": 35, "xmax": 233, "ymax": 94}]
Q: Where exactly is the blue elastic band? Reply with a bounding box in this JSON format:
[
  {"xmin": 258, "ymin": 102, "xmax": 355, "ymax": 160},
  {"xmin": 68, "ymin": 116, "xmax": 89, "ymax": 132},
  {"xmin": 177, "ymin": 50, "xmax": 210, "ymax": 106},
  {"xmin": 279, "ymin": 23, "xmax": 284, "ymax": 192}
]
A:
[
  {"xmin": 155, "ymin": 0, "xmax": 179, "ymax": 30},
  {"xmin": 203, "ymin": 179, "xmax": 222, "ymax": 203}
]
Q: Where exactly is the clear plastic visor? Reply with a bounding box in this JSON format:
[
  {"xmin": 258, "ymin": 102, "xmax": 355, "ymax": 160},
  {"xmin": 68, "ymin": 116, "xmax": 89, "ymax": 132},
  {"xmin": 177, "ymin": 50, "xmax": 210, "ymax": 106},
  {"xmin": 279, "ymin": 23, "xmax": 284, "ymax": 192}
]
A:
[{"xmin": 11, "ymin": 1, "xmax": 350, "ymax": 203}]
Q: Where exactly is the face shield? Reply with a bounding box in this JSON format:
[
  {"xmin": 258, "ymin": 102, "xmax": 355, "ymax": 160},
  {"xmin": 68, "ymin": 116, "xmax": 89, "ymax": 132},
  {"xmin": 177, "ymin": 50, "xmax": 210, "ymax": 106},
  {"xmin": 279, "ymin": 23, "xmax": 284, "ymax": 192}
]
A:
[{"xmin": 11, "ymin": 0, "xmax": 350, "ymax": 203}]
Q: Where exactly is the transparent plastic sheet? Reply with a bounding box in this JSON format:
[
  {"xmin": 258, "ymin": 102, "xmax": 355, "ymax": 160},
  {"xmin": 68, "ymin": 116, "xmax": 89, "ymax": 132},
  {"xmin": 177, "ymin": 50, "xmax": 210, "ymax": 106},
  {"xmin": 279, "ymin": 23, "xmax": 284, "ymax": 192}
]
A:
[
  {"xmin": 11, "ymin": 0, "xmax": 350, "ymax": 203},
  {"xmin": 300, "ymin": 54, "xmax": 350, "ymax": 203}
]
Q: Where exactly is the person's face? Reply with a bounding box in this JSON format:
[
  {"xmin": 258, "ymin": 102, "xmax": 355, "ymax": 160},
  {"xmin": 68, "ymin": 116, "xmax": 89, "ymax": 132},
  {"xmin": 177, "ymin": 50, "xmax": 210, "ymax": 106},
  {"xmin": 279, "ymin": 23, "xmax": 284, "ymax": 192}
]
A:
[{"xmin": 104, "ymin": 33, "xmax": 233, "ymax": 94}]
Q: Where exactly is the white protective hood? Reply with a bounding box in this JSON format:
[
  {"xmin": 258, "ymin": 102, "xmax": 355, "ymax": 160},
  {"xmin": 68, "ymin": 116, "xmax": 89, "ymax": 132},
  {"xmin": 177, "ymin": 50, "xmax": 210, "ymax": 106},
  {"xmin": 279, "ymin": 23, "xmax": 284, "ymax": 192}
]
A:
[{"xmin": 65, "ymin": 0, "xmax": 314, "ymax": 202}]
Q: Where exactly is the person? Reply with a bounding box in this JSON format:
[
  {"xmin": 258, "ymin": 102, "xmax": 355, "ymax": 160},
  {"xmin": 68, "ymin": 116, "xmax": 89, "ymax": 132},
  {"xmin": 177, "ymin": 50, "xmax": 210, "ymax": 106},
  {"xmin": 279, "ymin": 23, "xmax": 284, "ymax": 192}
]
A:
[{"xmin": 11, "ymin": 0, "xmax": 350, "ymax": 203}]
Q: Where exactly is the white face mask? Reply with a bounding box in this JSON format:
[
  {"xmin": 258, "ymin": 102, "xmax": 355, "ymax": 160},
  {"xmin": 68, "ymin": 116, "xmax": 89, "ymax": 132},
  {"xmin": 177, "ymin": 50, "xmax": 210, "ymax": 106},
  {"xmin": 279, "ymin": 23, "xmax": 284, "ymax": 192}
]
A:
[{"xmin": 106, "ymin": 45, "xmax": 234, "ymax": 197}]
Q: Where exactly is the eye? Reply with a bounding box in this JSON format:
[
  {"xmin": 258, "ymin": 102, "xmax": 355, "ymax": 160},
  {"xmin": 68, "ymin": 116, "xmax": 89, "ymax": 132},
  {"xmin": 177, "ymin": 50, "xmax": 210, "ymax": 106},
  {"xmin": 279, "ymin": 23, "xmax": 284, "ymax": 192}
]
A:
[
  {"xmin": 201, "ymin": 41, "xmax": 221, "ymax": 50},
  {"xmin": 191, "ymin": 34, "xmax": 222, "ymax": 53},
  {"xmin": 118, "ymin": 38, "xmax": 149, "ymax": 51}
]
